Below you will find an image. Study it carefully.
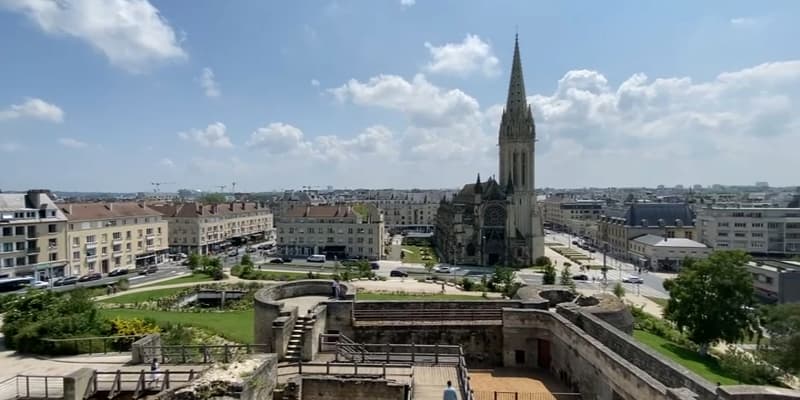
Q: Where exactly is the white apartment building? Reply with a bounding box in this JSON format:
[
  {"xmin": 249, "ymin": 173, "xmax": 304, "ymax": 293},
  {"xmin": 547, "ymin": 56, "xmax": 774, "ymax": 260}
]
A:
[
  {"xmin": 697, "ymin": 206, "xmax": 800, "ymax": 256},
  {"xmin": 629, "ymin": 234, "xmax": 711, "ymax": 272},
  {"xmin": 0, "ymin": 190, "xmax": 69, "ymax": 279},
  {"xmin": 62, "ymin": 203, "xmax": 169, "ymax": 275},
  {"xmin": 151, "ymin": 202, "xmax": 274, "ymax": 255},
  {"xmin": 277, "ymin": 204, "xmax": 384, "ymax": 260}
]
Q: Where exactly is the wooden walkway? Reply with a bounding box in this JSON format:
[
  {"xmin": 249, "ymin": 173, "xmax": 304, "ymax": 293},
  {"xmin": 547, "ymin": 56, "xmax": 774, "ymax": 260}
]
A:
[{"xmin": 412, "ymin": 366, "xmax": 461, "ymax": 400}]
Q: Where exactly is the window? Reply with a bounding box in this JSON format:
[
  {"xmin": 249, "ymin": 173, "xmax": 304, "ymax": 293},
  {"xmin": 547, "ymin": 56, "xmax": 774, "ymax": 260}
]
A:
[
  {"xmin": 48, "ymin": 238, "xmax": 57, "ymax": 249},
  {"xmin": 138, "ymin": 229, "xmax": 143, "ymax": 238},
  {"xmin": 72, "ymin": 251, "xmax": 80, "ymax": 260},
  {"xmin": 752, "ymin": 223, "xmax": 764, "ymax": 228},
  {"xmin": 101, "ymin": 233, "xmax": 107, "ymax": 243},
  {"xmin": 48, "ymin": 224, "xmax": 57, "ymax": 233},
  {"xmin": 158, "ymin": 227, "xmax": 162, "ymax": 234},
  {"xmin": 718, "ymin": 232, "xmax": 729, "ymax": 237},
  {"xmin": 137, "ymin": 241, "xmax": 142, "ymax": 249},
  {"xmin": 16, "ymin": 256, "xmax": 25, "ymax": 266},
  {"xmin": 718, "ymin": 222, "xmax": 729, "ymax": 227},
  {"xmin": 49, "ymin": 253, "xmax": 57, "ymax": 261},
  {"xmin": 126, "ymin": 243, "xmax": 131, "ymax": 251},
  {"xmin": 15, "ymin": 226, "xmax": 24, "ymax": 236},
  {"xmin": 515, "ymin": 350, "xmax": 525, "ymax": 364},
  {"xmin": 113, "ymin": 232, "xmax": 121, "ymax": 240},
  {"xmin": 751, "ymin": 232, "xmax": 764, "ymax": 238},
  {"xmin": 86, "ymin": 235, "xmax": 96, "ymax": 244},
  {"xmin": 734, "ymin": 232, "xmax": 746, "ymax": 237},
  {"xmin": 102, "ymin": 246, "xmax": 107, "ymax": 255},
  {"xmin": 768, "ymin": 222, "xmax": 780, "ymax": 229},
  {"xmin": 126, "ymin": 231, "xmax": 131, "ymax": 239},
  {"xmin": 734, "ymin": 223, "xmax": 747, "ymax": 228},
  {"xmin": 2, "ymin": 227, "xmax": 11, "ymax": 236}
]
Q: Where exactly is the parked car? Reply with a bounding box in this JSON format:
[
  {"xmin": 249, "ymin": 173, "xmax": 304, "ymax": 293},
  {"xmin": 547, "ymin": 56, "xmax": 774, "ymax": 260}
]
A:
[
  {"xmin": 370, "ymin": 262, "xmax": 380, "ymax": 270},
  {"xmin": 390, "ymin": 270, "xmax": 409, "ymax": 277},
  {"xmin": 622, "ymin": 275, "xmax": 644, "ymax": 284},
  {"xmin": 434, "ymin": 266, "xmax": 451, "ymax": 273},
  {"xmin": 572, "ymin": 274, "xmax": 589, "ymax": 281},
  {"xmin": 269, "ymin": 258, "xmax": 284, "ymax": 264},
  {"xmin": 108, "ymin": 268, "xmax": 128, "ymax": 277},
  {"xmin": 281, "ymin": 256, "xmax": 293, "ymax": 263},
  {"xmin": 78, "ymin": 272, "xmax": 102, "ymax": 282},
  {"xmin": 28, "ymin": 279, "xmax": 49, "ymax": 289},
  {"xmin": 246, "ymin": 247, "xmax": 257, "ymax": 253},
  {"xmin": 54, "ymin": 276, "xmax": 79, "ymax": 286},
  {"xmin": 138, "ymin": 265, "xmax": 158, "ymax": 275},
  {"xmin": 227, "ymin": 250, "xmax": 239, "ymax": 257}
]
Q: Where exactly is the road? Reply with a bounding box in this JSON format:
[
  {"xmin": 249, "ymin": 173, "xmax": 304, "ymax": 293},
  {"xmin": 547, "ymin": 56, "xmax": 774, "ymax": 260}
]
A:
[
  {"xmin": 544, "ymin": 231, "xmax": 670, "ymax": 298},
  {"xmin": 45, "ymin": 263, "xmax": 189, "ymax": 293}
]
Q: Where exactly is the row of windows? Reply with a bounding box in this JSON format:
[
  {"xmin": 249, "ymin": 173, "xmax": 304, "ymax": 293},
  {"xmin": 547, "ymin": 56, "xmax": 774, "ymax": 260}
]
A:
[
  {"xmin": 0, "ymin": 253, "xmax": 58, "ymax": 268},
  {"xmin": 0, "ymin": 224, "xmax": 59, "ymax": 237},
  {"xmin": 69, "ymin": 217, "xmax": 161, "ymax": 230},
  {"xmin": 718, "ymin": 221, "xmax": 798, "ymax": 229},
  {"xmin": 280, "ymin": 227, "xmax": 374, "ymax": 234},
  {"xmin": 3, "ymin": 210, "xmax": 58, "ymax": 220},
  {"xmin": 279, "ymin": 236, "xmax": 373, "ymax": 244},
  {"xmin": 71, "ymin": 228, "xmax": 162, "ymax": 246}
]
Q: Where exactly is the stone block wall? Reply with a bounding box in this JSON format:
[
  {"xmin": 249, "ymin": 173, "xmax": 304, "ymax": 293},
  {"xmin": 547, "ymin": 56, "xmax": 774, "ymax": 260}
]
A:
[
  {"xmin": 272, "ymin": 308, "xmax": 298, "ymax": 359},
  {"xmin": 353, "ymin": 300, "xmax": 522, "ymax": 311},
  {"xmin": 62, "ymin": 368, "xmax": 94, "ymax": 400},
  {"xmin": 131, "ymin": 333, "xmax": 162, "ymax": 364},
  {"xmin": 323, "ymin": 300, "xmax": 354, "ymax": 338},
  {"xmin": 558, "ymin": 306, "xmax": 717, "ymax": 399},
  {"xmin": 302, "ymin": 304, "xmax": 327, "ymax": 361},
  {"xmin": 301, "ymin": 376, "xmax": 408, "ymax": 400},
  {"xmin": 241, "ymin": 354, "xmax": 278, "ymax": 400}
]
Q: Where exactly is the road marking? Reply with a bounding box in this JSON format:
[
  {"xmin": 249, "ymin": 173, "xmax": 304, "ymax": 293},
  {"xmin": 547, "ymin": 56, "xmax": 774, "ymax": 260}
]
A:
[{"xmin": 129, "ymin": 276, "xmax": 144, "ymax": 281}]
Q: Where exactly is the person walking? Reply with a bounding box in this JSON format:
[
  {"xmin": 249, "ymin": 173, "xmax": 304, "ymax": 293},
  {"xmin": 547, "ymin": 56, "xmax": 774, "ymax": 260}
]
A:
[
  {"xmin": 443, "ymin": 380, "xmax": 458, "ymax": 400},
  {"xmin": 150, "ymin": 358, "xmax": 160, "ymax": 386},
  {"xmin": 331, "ymin": 279, "xmax": 340, "ymax": 299}
]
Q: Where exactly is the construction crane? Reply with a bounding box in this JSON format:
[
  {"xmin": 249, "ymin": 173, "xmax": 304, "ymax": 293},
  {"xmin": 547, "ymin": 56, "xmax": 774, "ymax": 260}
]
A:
[
  {"xmin": 151, "ymin": 182, "xmax": 175, "ymax": 193},
  {"xmin": 231, "ymin": 182, "xmax": 237, "ymax": 193},
  {"xmin": 215, "ymin": 185, "xmax": 227, "ymax": 193}
]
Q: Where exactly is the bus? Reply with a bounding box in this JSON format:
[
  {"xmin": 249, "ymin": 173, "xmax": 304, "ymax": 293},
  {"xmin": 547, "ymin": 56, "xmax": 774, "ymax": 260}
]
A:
[{"xmin": 0, "ymin": 277, "xmax": 33, "ymax": 293}]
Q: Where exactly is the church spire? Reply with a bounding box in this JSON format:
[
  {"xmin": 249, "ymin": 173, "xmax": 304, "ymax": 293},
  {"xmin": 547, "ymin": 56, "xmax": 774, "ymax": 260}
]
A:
[
  {"xmin": 506, "ymin": 34, "xmax": 527, "ymax": 113},
  {"xmin": 475, "ymin": 173, "xmax": 482, "ymax": 194}
]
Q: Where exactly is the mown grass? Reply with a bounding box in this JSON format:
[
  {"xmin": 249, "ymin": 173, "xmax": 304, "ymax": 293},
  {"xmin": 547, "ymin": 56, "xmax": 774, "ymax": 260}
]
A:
[
  {"xmin": 645, "ymin": 296, "xmax": 669, "ymax": 308},
  {"xmin": 400, "ymin": 245, "xmax": 439, "ymax": 264},
  {"xmin": 100, "ymin": 287, "xmax": 186, "ymax": 304},
  {"xmin": 99, "ymin": 308, "xmax": 254, "ymax": 344},
  {"xmin": 136, "ymin": 273, "xmax": 214, "ymax": 288},
  {"xmin": 633, "ymin": 330, "xmax": 738, "ymax": 385}
]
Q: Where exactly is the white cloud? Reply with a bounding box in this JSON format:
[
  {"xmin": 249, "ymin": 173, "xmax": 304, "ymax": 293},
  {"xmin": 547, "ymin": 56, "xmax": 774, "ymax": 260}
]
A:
[
  {"xmin": 177, "ymin": 122, "xmax": 234, "ymax": 148},
  {"xmin": 730, "ymin": 17, "xmax": 763, "ymax": 27},
  {"xmin": 200, "ymin": 67, "xmax": 220, "ymax": 97},
  {"xmin": 0, "ymin": 0, "xmax": 187, "ymax": 73},
  {"xmin": 0, "ymin": 98, "xmax": 64, "ymax": 122},
  {"xmin": 423, "ymin": 34, "xmax": 500, "ymax": 77},
  {"xmin": 330, "ymin": 73, "xmax": 481, "ymax": 127},
  {"xmin": 58, "ymin": 137, "xmax": 87, "ymax": 148},
  {"xmin": 400, "ymin": 0, "xmax": 415, "ymax": 7},
  {"xmin": 247, "ymin": 122, "xmax": 312, "ymax": 155},
  {"xmin": 0, "ymin": 142, "xmax": 21, "ymax": 152},
  {"xmin": 160, "ymin": 157, "xmax": 175, "ymax": 168},
  {"xmin": 310, "ymin": 79, "xmax": 320, "ymax": 87}
]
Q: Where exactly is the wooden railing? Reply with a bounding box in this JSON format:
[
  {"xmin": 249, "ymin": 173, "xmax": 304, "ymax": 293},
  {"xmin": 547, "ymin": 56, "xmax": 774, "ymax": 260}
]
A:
[
  {"xmin": 89, "ymin": 369, "xmax": 198, "ymax": 399},
  {"xmin": 277, "ymin": 361, "xmax": 413, "ymax": 380}
]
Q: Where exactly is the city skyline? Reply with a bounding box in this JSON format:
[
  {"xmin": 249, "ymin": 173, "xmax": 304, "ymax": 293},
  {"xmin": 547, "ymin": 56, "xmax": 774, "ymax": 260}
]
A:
[{"xmin": 1, "ymin": 0, "xmax": 799, "ymax": 192}]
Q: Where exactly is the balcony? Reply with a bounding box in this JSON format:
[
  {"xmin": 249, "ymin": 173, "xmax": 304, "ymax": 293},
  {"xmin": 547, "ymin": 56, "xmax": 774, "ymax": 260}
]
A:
[
  {"xmin": 112, "ymin": 238, "xmax": 123, "ymax": 245},
  {"xmin": 146, "ymin": 234, "xmax": 155, "ymax": 239},
  {"xmin": 26, "ymin": 247, "xmax": 40, "ymax": 254},
  {"xmin": 113, "ymin": 250, "xmax": 123, "ymax": 256},
  {"xmin": 86, "ymin": 255, "xmax": 97, "ymax": 262},
  {"xmin": 85, "ymin": 242, "xmax": 97, "ymax": 249}
]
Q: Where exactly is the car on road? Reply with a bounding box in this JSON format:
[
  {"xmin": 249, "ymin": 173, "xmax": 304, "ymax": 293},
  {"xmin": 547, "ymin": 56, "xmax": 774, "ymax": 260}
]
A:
[
  {"xmin": 54, "ymin": 276, "xmax": 79, "ymax": 286},
  {"xmin": 78, "ymin": 272, "xmax": 102, "ymax": 282},
  {"xmin": 281, "ymin": 256, "xmax": 293, "ymax": 263},
  {"xmin": 227, "ymin": 250, "xmax": 239, "ymax": 257},
  {"xmin": 390, "ymin": 270, "xmax": 409, "ymax": 277},
  {"xmin": 307, "ymin": 254, "xmax": 326, "ymax": 263},
  {"xmin": 434, "ymin": 266, "xmax": 451, "ymax": 273},
  {"xmin": 622, "ymin": 275, "xmax": 644, "ymax": 284},
  {"xmin": 28, "ymin": 279, "xmax": 49, "ymax": 289},
  {"xmin": 370, "ymin": 262, "xmax": 380, "ymax": 270},
  {"xmin": 571, "ymin": 274, "xmax": 589, "ymax": 281},
  {"xmin": 246, "ymin": 247, "xmax": 257, "ymax": 253},
  {"xmin": 572, "ymin": 240, "xmax": 579, "ymax": 245},
  {"xmin": 138, "ymin": 265, "xmax": 158, "ymax": 275},
  {"xmin": 108, "ymin": 268, "xmax": 129, "ymax": 277},
  {"xmin": 269, "ymin": 258, "xmax": 284, "ymax": 264}
]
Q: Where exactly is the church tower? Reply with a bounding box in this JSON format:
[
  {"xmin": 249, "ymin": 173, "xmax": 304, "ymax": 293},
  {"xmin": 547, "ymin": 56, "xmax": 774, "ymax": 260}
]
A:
[{"xmin": 498, "ymin": 35, "xmax": 544, "ymax": 264}]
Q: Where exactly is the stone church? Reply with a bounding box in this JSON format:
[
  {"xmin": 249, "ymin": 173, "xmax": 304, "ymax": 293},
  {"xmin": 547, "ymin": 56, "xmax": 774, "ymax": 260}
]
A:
[{"xmin": 435, "ymin": 36, "xmax": 544, "ymax": 267}]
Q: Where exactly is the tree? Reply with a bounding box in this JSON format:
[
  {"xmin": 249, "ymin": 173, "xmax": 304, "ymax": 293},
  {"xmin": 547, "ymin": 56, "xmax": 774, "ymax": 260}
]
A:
[
  {"xmin": 199, "ymin": 193, "xmax": 226, "ymax": 204},
  {"xmin": 534, "ymin": 256, "xmax": 551, "ymax": 267},
  {"xmin": 613, "ymin": 282, "xmax": 625, "ymax": 299},
  {"xmin": 664, "ymin": 251, "xmax": 757, "ymax": 354},
  {"xmin": 424, "ymin": 261, "xmax": 435, "ymax": 278},
  {"xmin": 241, "ymin": 254, "xmax": 253, "ymax": 267},
  {"xmin": 542, "ymin": 263, "xmax": 557, "ymax": 285},
  {"xmin": 187, "ymin": 253, "xmax": 201, "ymax": 270},
  {"xmin": 760, "ymin": 303, "xmax": 800, "ymax": 374},
  {"xmin": 559, "ymin": 265, "xmax": 572, "ymax": 286}
]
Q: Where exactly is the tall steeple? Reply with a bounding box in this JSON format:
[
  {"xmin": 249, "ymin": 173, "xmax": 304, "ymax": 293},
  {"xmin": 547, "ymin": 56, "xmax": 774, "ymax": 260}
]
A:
[{"xmin": 505, "ymin": 34, "xmax": 527, "ymax": 114}]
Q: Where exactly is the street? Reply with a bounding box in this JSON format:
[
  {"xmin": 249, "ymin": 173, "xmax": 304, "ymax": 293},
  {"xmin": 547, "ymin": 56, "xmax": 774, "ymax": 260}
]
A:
[{"xmin": 48, "ymin": 262, "xmax": 190, "ymax": 293}]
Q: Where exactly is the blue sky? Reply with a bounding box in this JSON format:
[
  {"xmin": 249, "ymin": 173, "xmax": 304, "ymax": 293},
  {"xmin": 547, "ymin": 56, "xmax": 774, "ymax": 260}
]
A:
[{"xmin": 1, "ymin": 0, "xmax": 799, "ymax": 192}]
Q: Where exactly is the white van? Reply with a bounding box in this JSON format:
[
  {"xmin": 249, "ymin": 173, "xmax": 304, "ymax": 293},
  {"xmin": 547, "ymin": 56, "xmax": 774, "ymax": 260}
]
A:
[{"xmin": 307, "ymin": 254, "xmax": 326, "ymax": 263}]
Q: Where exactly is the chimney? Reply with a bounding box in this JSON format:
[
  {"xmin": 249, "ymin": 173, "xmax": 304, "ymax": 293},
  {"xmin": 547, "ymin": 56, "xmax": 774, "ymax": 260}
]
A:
[
  {"xmin": 105, "ymin": 203, "xmax": 113, "ymax": 211},
  {"xmin": 212, "ymin": 204, "xmax": 218, "ymax": 214},
  {"xmin": 229, "ymin": 203, "xmax": 234, "ymax": 211},
  {"xmin": 241, "ymin": 201, "xmax": 245, "ymax": 210},
  {"xmin": 67, "ymin": 204, "xmax": 73, "ymax": 215}
]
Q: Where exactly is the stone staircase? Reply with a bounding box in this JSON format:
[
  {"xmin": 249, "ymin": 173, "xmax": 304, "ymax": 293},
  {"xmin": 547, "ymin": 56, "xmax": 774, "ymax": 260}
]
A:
[{"xmin": 285, "ymin": 315, "xmax": 314, "ymax": 362}]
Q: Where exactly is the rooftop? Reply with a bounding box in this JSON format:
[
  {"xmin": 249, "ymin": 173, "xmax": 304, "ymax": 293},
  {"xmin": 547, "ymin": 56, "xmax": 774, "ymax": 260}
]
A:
[
  {"xmin": 61, "ymin": 202, "xmax": 162, "ymax": 221},
  {"xmin": 631, "ymin": 234, "xmax": 708, "ymax": 248}
]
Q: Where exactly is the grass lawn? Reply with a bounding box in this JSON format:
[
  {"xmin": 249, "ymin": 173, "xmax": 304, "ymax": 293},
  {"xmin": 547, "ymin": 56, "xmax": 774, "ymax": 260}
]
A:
[
  {"xmin": 101, "ymin": 287, "xmax": 186, "ymax": 304},
  {"xmin": 356, "ymin": 291, "xmax": 484, "ymax": 301},
  {"xmin": 645, "ymin": 296, "xmax": 669, "ymax": 308},
  {"xmin": 100, "ymin": 308, "xmax": 253, "ymax": 344},
  {"xmin": 136, "ymin": 273, "xmax": 214, "ymax": 288},
  {"xmin": 633, "ymin": 330, "xmax": 738, "ymax": 385},
  {"xmin": 401, "ymin": 245, "xmax": 439, "ymax": 264},
  {"xmin": 241, "ymin": 270, "xmax": 330, "ymax": 281}
]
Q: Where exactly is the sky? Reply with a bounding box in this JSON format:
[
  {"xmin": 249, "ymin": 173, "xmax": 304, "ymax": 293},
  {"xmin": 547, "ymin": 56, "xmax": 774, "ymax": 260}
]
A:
[{"xmin": 1, "ymin": 0, "xmax": 799, "ymax": 193}]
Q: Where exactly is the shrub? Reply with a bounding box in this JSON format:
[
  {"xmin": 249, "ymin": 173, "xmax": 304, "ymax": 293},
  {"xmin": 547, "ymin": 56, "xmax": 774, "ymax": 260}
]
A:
[
  {"xmin": 718, "ymin": 346, "xmax": 784, "ymax": 386},
  {"xmin": 116, "ymin": 278, "xmax": 130, "ymax": 291},
  {"xmin": 461, "ymin": 278, "xmax": 475, "ymax": 291},
  {"xmin": 534, "ymin": 256, "xmax": 551, "ymax": 267},
  {"xmin": 230, "ymin": 265, "xmax": 243, "ymax": 277},
  {"xmin": 241, "ymin": 254, "xmax": 253, "ymax": 266},
  {"xmin": 542, "ymin": 264, "xmax": 557, "ymax": 285},
  {"xmin": 613, "ymin": 282, "xmax": 625, "ymax": 299}
]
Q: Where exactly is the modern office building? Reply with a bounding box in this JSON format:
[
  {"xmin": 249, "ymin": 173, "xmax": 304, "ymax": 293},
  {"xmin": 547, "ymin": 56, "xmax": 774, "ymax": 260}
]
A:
[
  {"xmin": 747, "ymin": 260, "xmax": 800, "ymax": 303},
  {"xmin": 696, "ymin": 206, "xmax": 800, "ymax": 256},
  {"xmin": 151, "ymin": 202, "xmax": 274, "ymax": 255},
  {"xmin": 0, "ymin": 190, "xmax": 69, "ymax": 279},
  {"xmin": 276, "ymin": 204, "xmax": 384, "ymax": 260},
  {"xmin": 61, "ymin": 202, "xmax": 169, "ymax": 275}
]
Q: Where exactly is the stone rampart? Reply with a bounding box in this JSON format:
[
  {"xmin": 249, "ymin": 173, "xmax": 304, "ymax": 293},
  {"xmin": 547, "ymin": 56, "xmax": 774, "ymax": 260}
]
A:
[
  {"xmin": 131, "ymin": 333, "xmax": 161, "ymax": 364},
  {"xmin": 240, "ymin": 354, "xmax": 278, "ymax": 400},
  {"xmin": 301, "ymin": 375, "xmax": 409, "ymax": 400}
]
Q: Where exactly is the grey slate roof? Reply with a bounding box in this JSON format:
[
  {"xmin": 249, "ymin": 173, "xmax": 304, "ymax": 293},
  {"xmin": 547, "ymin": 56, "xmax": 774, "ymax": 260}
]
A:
[{"xmin": 607, "ymin": 203, "xmax": 695, "ymax": 227}]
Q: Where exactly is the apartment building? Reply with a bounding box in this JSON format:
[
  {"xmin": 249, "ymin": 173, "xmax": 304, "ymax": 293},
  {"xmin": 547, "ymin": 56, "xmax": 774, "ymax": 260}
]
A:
[
  {"xmin": 277, "ymin": 204, "xmax": 384, "ymax": 260},
  {"xmin": 598, "ymin": 203, "xmax": 696, "ymax": 261},
  {"xmin": 746, "ymin": 260, "xmax": 800, "ymax": 304},
  {"xmin": 151, "ymin": 202, "xmax": 274, "ymax": 255},
  {"xmin": 629, "ymin": 234, "xmax": 711, "ymax": 272},
  {"xmin": 696, "ymin": 206, "xmax": 800, "ymax": 256},
  {"xmin": 62, "ymin": 203, "xmax": 169, "ymax": 275},
  {"xmin": 0, "ymin": 190, "xmax": 68, "ymax": 279},
  {"xmin": 365, "ymin": 200, "xmax": 438, "ymax": 232},
  {"xmin": 541, "ymin": 196, "xmax": 604, "ymax": 231}
]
